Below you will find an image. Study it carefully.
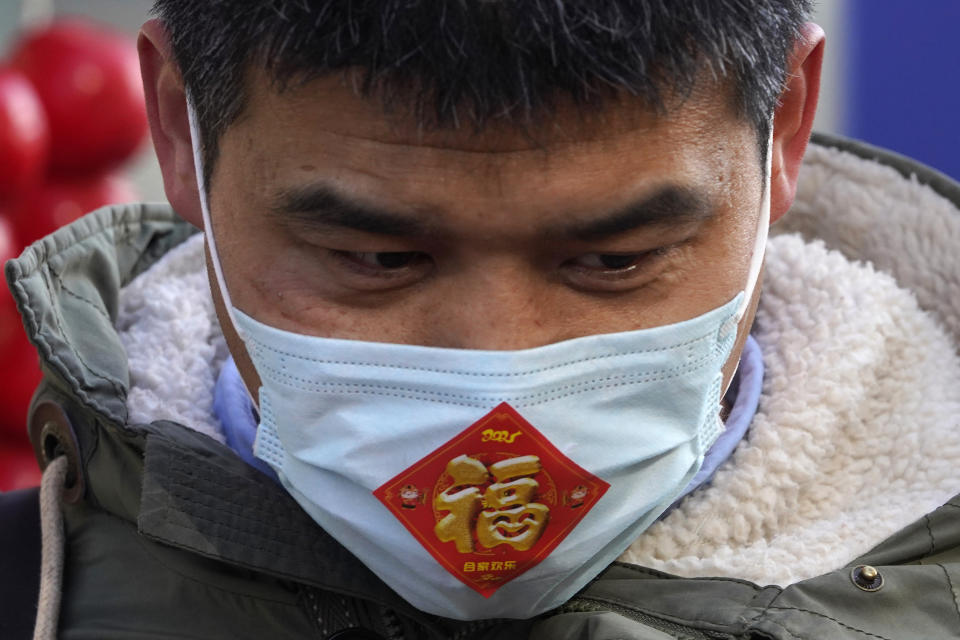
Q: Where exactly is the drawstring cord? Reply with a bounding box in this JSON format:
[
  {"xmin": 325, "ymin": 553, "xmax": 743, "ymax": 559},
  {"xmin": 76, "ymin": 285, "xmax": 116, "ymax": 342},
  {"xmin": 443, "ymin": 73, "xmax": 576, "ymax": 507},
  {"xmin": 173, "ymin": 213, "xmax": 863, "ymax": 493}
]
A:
[{"xmin": 33, "ymin": 456, "xmax": 68, "ymax": 640}]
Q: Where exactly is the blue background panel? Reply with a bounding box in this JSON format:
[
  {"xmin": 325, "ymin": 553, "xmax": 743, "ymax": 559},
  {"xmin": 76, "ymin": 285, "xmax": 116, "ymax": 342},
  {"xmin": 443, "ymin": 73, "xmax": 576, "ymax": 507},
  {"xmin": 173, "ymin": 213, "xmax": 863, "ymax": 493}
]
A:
[{"xmin": 847, "ymin": 0, "xmax": 960, "ymax": 179}]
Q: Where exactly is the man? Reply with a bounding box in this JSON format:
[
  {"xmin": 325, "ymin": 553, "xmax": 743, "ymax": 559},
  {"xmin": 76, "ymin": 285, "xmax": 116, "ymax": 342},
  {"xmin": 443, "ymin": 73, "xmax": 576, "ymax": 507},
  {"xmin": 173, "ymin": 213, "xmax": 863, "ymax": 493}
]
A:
[{"xmin": 5, "ymin": 1, "xmax": 960, "ymax": 638}]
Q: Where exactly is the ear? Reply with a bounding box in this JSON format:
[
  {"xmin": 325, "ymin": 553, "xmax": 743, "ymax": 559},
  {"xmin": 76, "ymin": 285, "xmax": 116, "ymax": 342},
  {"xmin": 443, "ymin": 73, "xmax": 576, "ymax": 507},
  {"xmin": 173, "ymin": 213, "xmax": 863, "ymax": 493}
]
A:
[
  {"xmin": 769, "ymin": 22, "xmax": 825, "ymax": 223},
  {"xmin": 138, "ymin": 19, "xmax": 203, "ymax": 228}
]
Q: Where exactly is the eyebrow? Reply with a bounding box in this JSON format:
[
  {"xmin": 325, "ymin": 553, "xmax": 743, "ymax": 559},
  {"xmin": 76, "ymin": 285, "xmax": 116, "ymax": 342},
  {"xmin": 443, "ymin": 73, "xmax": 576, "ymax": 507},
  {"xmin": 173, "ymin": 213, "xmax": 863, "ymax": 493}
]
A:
[
  {"xmin": 271, "ymin": 185, "xmax": 428, "ymax": 237},
  {"xmin": 555, "ymin": 185, "xmax": 714, "ymax": 242},
  {"xmin": 270, "ymin": 182, "xmax": 713, "ymax": 241}
]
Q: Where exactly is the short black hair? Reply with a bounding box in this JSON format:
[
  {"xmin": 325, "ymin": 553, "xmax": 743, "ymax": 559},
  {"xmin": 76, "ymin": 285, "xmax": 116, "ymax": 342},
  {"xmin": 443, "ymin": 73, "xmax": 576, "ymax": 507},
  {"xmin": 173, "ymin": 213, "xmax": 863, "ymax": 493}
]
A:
[{"xmin": 152, "ymin": 1, "xmax": 812, "ymax": 188}]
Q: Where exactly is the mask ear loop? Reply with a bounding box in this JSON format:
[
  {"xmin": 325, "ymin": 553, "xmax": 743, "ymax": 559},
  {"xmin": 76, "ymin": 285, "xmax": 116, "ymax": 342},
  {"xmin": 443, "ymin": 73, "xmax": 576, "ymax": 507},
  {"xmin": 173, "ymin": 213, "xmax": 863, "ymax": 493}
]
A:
[
  {"xmin": 721, "ymin": 121, "xmax": 774, "ymax": 399},
  {"xmin": 188, "ymin": 95, "xmax": 260, "ymax": 411},
  {"xmin": 735, "ymin": 122, "xmax": 774, "ymax": 323},
  {"xmin": 187, "ymin": 95, "xmax": 250, "ymax": 343}
]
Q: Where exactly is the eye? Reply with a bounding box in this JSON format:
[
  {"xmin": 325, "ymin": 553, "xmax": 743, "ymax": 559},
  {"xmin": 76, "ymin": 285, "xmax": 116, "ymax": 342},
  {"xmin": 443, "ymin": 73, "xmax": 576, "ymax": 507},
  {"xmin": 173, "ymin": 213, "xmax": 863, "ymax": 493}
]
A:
[
  {"xmin": 337, "ymin": 251, "xmax": 428, "ymax": 270},
  {"xmin": 568, "ymin": 252, "xmax": 653, "ymax": 272},
  {"xmin": 326, "ymin": 249, "xmax": 433, "ymax": 291},
  {"xmin": 562, "ymin": 247, "xmax": 674, "ymax": 292}
]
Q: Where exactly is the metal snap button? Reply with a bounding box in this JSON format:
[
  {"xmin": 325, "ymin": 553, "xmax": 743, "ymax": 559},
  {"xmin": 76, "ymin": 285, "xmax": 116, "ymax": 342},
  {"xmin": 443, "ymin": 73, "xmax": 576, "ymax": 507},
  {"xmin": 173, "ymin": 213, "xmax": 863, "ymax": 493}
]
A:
[{"xmin": 851, "ymin": 565, "xmax": 884, "ymax": 592}]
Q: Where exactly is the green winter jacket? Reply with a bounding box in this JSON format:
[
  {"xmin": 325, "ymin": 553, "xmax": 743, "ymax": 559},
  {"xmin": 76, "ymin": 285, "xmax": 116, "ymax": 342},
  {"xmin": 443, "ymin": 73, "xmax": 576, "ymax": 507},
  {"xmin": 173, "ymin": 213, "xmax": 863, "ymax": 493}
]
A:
[{"xmin": 7, "ymin": 133, "xmax": 960, "ymax": 639}]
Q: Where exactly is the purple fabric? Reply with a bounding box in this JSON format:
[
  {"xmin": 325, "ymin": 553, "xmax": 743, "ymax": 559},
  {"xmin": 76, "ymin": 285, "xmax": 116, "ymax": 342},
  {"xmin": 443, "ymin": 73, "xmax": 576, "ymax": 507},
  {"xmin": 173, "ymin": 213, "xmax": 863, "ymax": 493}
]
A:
[
  {"xmin": 213, "ymin": 356, "xmax": 278, "ymax": 480},
  {"xmin": 213, "ymin": 334, "xmax": 763, "ymax": 494},
  {"xmin": 675, "ymin": 333, "xmax": 764, "ymax": 503}
]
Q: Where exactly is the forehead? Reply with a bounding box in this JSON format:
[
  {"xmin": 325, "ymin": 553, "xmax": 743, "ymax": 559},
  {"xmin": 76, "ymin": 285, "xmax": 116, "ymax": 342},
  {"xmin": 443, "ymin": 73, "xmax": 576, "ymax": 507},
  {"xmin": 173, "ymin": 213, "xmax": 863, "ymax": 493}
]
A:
[
  {"xmin": 213, "ymin": 69, "xmax": 758, "ymax": 214},
  {"xmin": 237, "ymin": 65, "xmax": 750, "ymax": 144}
]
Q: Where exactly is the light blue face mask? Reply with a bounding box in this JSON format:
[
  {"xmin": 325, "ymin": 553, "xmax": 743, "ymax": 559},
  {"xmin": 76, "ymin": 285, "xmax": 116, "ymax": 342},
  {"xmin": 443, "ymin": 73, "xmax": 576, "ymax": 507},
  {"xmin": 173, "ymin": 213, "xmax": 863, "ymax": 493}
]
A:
[{"xmin": 188, "ymin": 101, "xmax": 771, "ymax": 620}]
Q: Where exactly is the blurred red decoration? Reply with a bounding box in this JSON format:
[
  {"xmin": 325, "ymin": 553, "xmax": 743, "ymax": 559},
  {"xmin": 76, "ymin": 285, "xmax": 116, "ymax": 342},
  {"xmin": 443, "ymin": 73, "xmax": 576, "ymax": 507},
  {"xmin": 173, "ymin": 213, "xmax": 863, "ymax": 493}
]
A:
[
  {"xmin": 9, "ymin": 172, "xmax": 136, "ymax": 243},
  {"xmin": 0, "ymin": 215, "xmax": 42, "ymax": 444},
  {"xmin": 0, "ymin": 214, "xmax": 16, "ymax": 263},
  {"xmin": 0, "ymin": 446, "xmax": 42, "ymax": 491},
  {"xmin": 10, "ymin": 19, "xmax": 148, "ymax": 176},
  {"xmin": 0, "ymin": 331, "xmax": 43, "ymax": 444},
  {"xmin": 0, "ymin": 216, "xmax": 22, "ymax": 353},
  {"xmin": 0, "ymin": 17, "xmax": 146, "ymax": 490},
  {"xmin": 0, "ymin": 66, "xmax": 49, "ymax": 200}
]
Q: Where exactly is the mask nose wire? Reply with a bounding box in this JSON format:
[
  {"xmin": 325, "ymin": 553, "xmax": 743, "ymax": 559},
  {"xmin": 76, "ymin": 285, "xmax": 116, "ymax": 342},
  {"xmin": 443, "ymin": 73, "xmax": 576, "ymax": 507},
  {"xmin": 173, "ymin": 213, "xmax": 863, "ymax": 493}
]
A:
[{"xmin": 187, "ymin": 95, "xmax": 249, "ymax": 344}]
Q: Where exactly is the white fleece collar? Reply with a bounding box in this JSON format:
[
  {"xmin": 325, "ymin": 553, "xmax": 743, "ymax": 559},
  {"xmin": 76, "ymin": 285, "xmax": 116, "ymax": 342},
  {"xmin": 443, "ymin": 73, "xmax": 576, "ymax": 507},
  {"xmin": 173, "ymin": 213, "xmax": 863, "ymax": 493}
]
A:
[
  {"xmin": 116, "ymin": 143, "xmax": 960, "ymax": 587},
  {"xmin": 620, "ymin": 143, "xmax": 960, "ymax": 584},
  {"xmin": 620, "ymin": 233, "xmax": 960, "ymax": 585},
  {"xmin": 116, "ymin": 234, "xmax": 229, "ymax": 443}
]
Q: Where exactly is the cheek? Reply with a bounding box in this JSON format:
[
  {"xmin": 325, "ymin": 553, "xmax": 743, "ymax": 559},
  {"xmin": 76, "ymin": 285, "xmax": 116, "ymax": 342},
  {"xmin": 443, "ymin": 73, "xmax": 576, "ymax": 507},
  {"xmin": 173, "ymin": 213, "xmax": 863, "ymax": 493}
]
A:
[
  {"xmin": 679, "ymin": 201, "xmax": 761, "ymax": 315},
  {"xmin": 207, "ymin": 191, "xmax": 299, "ymax": 319},
  {"xmin": 228, "ymin": 242, "xmax": 330, "ymax": 323},
  {"xmin": 706, "ymin": 148, "xmax": 765, "ymax": 293}
]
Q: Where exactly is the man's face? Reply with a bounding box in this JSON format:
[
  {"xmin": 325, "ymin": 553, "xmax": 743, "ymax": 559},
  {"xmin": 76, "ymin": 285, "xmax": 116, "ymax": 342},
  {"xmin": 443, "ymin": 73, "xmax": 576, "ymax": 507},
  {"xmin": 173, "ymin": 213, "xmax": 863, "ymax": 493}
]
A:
[{"xmin": 208, "ymin": 71, "xmax": 764, "ymax": 353}]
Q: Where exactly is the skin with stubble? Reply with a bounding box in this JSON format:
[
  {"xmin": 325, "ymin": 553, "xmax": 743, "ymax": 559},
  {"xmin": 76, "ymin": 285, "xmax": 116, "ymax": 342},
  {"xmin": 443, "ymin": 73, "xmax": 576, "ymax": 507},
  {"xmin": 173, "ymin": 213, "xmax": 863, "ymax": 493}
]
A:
[{"xmin": 138, "ymin": 20, "xmax": 824, "ymax": 400}]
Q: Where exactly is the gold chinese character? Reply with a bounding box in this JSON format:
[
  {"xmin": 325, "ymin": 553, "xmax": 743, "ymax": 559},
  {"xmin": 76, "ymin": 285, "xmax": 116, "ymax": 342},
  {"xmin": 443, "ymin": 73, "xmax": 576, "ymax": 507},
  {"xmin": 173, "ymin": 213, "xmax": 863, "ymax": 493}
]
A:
[
  {"xmin": 434, "ymin": 455, "xmax": 489, "ymax": 553},
  {"xmin": 477, "ymin": 504, "xmax": 550, "ymax": 551},
  {"xmin": 434, "ymin": 454, "xmax": 550, "ymax": 554},
  {"xmin": 463, "ymin": 561, "xmax": 476, "ymax": 572},
  {"xmin": 482, "ymin": 456, "xmax": 542, "ymax": 510},
  {"xmin": 477, "ymin": 562, "xmax": 490, "ymax": 571},
  {"xmin": 477, "ymin": 455, "xmax": 549, "ymax": 551},
  {"xmin": 491, "ymin": 561, "xmax": 504, "ymax": 571},
  {"xmin": 490, "ymin": 455, "xmax": 541, "ymax": 481},
  {"xmin": 504, "ymin": 561, "xmax": 517, "ymax": 570}
]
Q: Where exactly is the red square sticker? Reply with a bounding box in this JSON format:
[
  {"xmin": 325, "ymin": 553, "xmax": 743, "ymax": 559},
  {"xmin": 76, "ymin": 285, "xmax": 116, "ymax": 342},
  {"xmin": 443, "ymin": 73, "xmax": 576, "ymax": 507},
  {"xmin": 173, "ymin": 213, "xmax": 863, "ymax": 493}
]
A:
[{"xmin": 373, "ymin": 402, "xmax": 609, "ymax": 597}]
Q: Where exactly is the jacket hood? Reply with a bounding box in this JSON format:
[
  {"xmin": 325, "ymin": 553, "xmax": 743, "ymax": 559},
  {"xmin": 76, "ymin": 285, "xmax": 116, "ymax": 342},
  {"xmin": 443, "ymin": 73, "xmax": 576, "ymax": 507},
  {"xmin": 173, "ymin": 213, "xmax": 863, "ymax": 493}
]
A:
[
  {"xmin": 6, "ymin": 207, "xmax": 196, "ymax": 427},
  {"xmin": 779, "ymin": 133, "xmax": 960, "ymax": 344}
]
